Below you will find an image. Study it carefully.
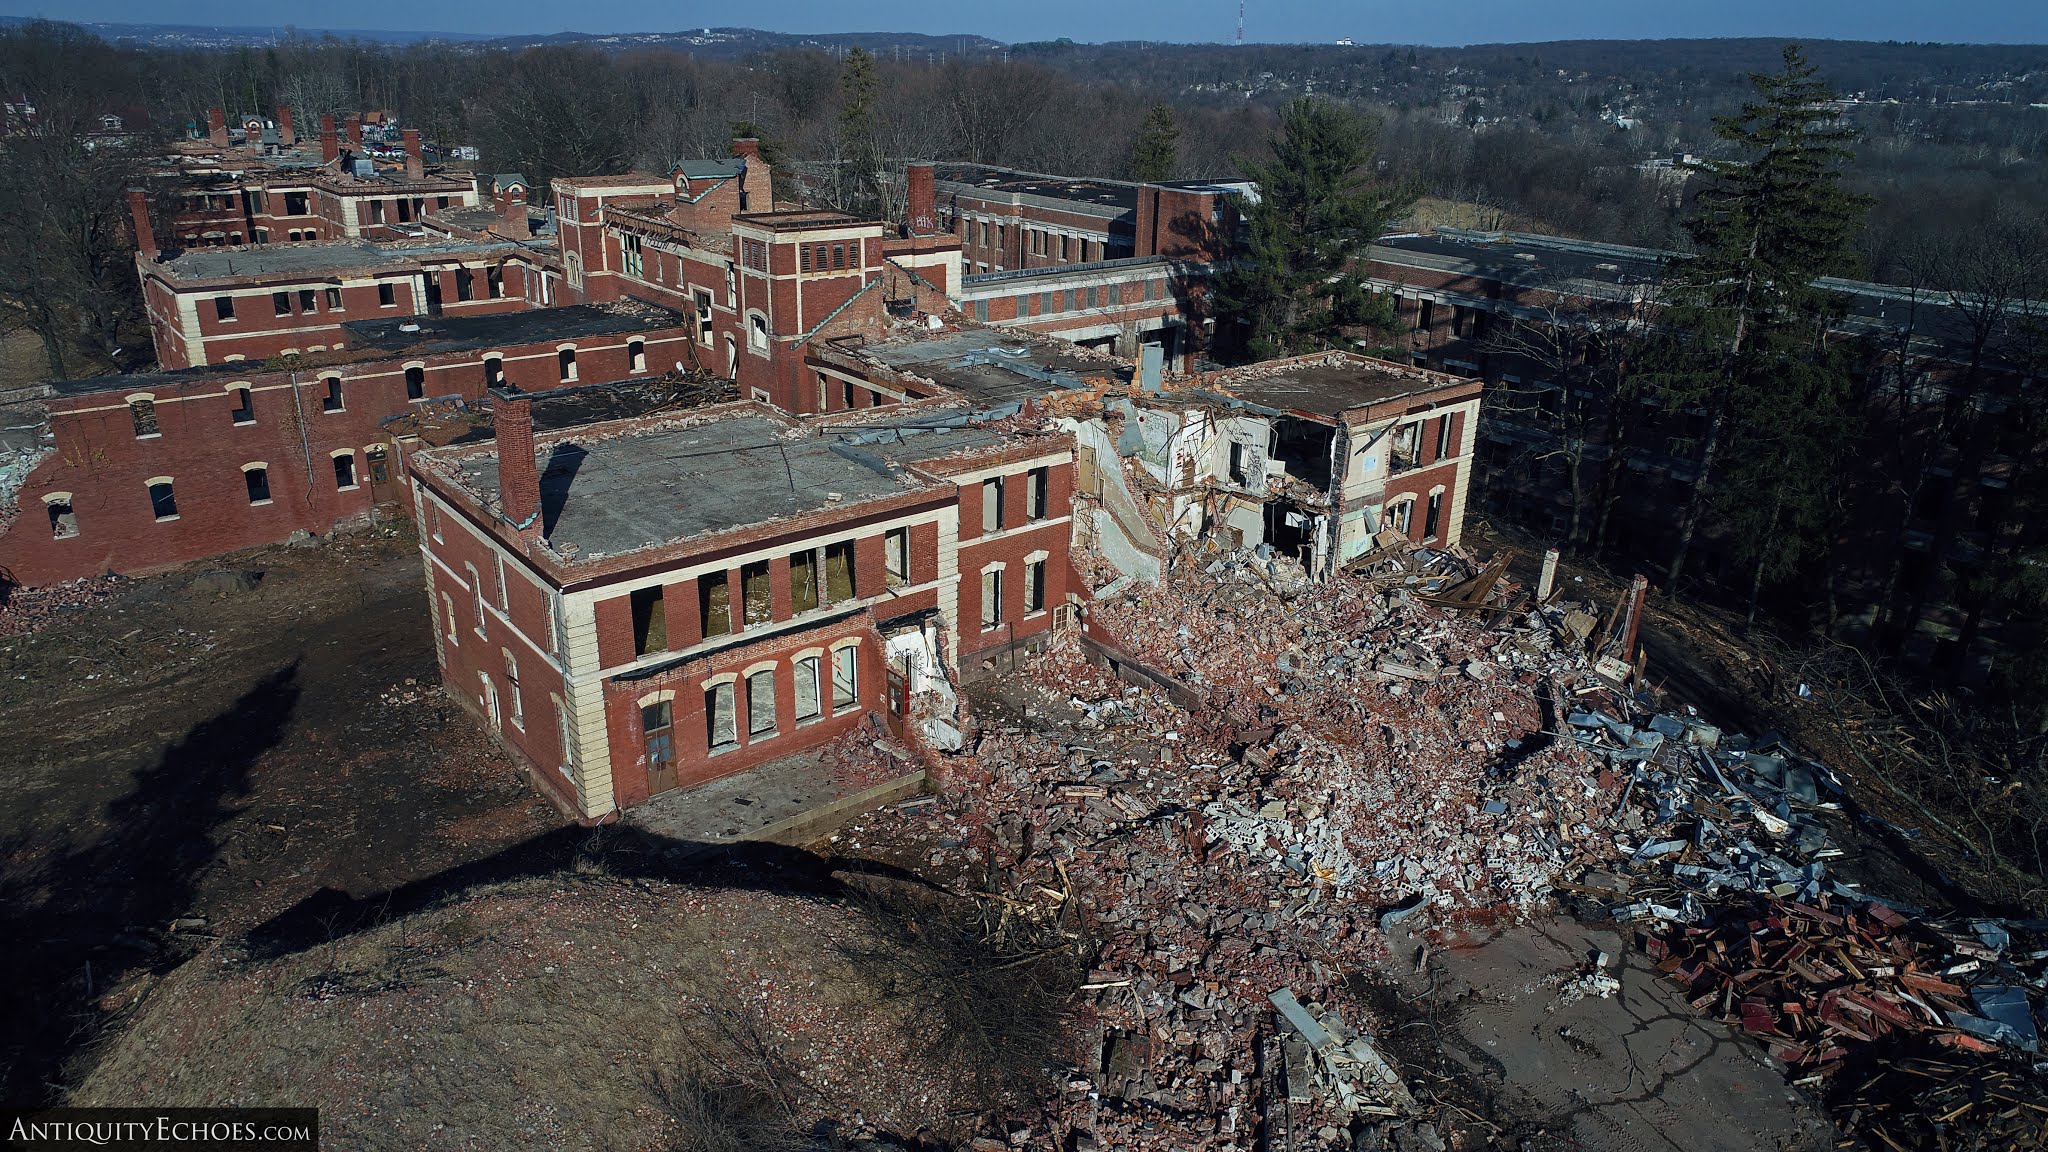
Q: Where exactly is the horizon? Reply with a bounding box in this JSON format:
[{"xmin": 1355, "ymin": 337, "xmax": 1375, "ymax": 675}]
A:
[{"xmin": 2, "ymin": 0, "xmax": 2046, "ymax": 48}]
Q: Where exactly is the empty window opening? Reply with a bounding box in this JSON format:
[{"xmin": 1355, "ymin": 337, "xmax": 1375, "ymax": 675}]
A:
[
  {"xmin": 333, "ymin": 453, "xmax": 355, "ymax": 489},
  {"xmin": 405, "ymin": 365, "xmax": 425, "ymax": 399},
  {"xmin": 795, "ymin": 656, "xmax": 822, "ymax": 723},
  {"xmin": 748, "ymin": 670, "xmax": 777, "ymax": 737},
  {"xmin": 129, "ymin": 398, "xmax": 158, "ymax": 438},
  {"xmin": 148, "ymin": 479, "xmax": 177, "ymax": 520},
  {"xmin": 982, "ymin": 477, "xmax": 1005, "ymax": 533},
  {"xmin": 322, "ymin": 376, "xmax": 343, "ymax": 412},
  {"xmin": 824, "ymin": 541, "xmax": 856, "ymax": 603},
  {"xmin": 272, "ymin": 291, "xmax": 291, "ymax": 317},
  {"xmin": 981, "ymin": 567, "xmax": 1003, "ymax": 628},
  {"xmin": 442, "ymin": 592, "xmax": 459, "ymax": 643},
  {"xmin": 749, "ymin": 313, "xmax": 769, "ymax": 352},
  {"xmin": 790, "ymin": 549, "xmax": 820, "ymax": 614},
  {"xmin": 628, "ymin": 339, "xmax": 646, "ymax": 372},
  {"xmin": 741, "ymin": 561, "xmax": 772, "ymax": 626},
  {"xmin": 1026, "ymin": 558, "xmax": 1046, "ymax": 614},
  {"xmin": 367, "ymin": 445, "xmax": 389, "ymax": 484},
  {"xmin": 831, "ymin": 646, "xmax": 858, "ymax": 712},
  {"xmin": 368, "ymin": 200, "xmax": 385, "ymax": 225},
  {"xmin": 484, "ymin": 357, "xmax": 504, "ymax": 387},
  {"xmin": 377, "ymin": 282, "xmax": 396, "ymax": 307},
  {"xmin": 326, "ymin": 286, "xmax": 343, "ymax": 310},
  {"xmin": 557, "ymin": 347, "xmax": 577, "ymax": 382},
  {"xmin": 699, "ymin": 571, "xmax": 732, "ymax": 638},
  {"xmin": 46, "ymin": 497, "xmax": 77, "ymax": 539},
  {"xmin": 455, "ymin": 267, "xmax": 475, "ymax": 302},
  {"xmin": 884, "ymin": 528, "xmax": 909, "ymax": 587},
  {"xmin": 230, "ymin": 387, "xmax": 254, "ymax": 424},
  {"xmin": 1390, "ymin": 499, "xmax": 1414, "ymax": 536},
  {"xmin": 1424, "ymin": 491, "xmax": 1443, "ymax": 540},
  {"xmin": 505, "ymin": 653, "xmax": 523, "ymax": 728},
  {"xmin": 707, "ymin": 682, "xmax": 737, "ymax": 751},
  {"xmin": 244, "ymin": 466, "xmax": 270, "ymax": 503},
  {"xmin": 643, "ymin": 698, "xmax": 673, "ymax": 767},
  {"xmin": 298, "ymin": 288, "xmax": 317, "ymax": 313},
  {"xmin": 214, "ymin": 295, "xmax": 235, "ymax": 321},
  {"xmin": 1436, "ymin": 416, "xmax": 1455, "ymax": 460},
  {"xmin": 487, "ymin": 266, "xmax": 504, "ymax": 299},
  {"xmin": 630, "ymin": 585, "xmax": 667, "ymax": 655},
  {"xmin": 1026, "ymin": 467, "xmax": 1049, "ymax": 520}
]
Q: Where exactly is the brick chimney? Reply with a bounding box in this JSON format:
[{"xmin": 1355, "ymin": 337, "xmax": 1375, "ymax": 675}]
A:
[
  {"xmin": 207, "ymin": 107, "xmax": 227, "ymax": 148},
  {"xmin": 732, "ymin": 137, "xmax": 768, "ymax": 212},
  {"xmin": 496, "ymin": 181, "xmax": 528, "ymax": 235},
  {"xmin": 345, "ymin": 116, "xmax": 363, "ymax": 150},
  {"xmin": 906, "ymin": 160, "xmax": 936, "ymax": 237},
  {"xmin": 402, "ymin": 129, "xmax": 424, "ymax": 180},
  {"xmin": 492, "ymin": 388, "xmax": 541, "ymax": 537},
  {"xmin": 127, "ymin": 189, "xmax": 157, "ymax": 258},
  {"xmin": 319, "ymin": 114, "xmax": 338, "ymax": 164},
  {"xmin": 276, "ymin": 104, "xmax": 295, "ymax": 147}
]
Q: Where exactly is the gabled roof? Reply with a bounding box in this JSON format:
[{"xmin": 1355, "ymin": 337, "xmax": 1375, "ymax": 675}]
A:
[
  {"xmin": 674, "ymin": 158, "xmax": 745, "ymax": 181},
  {"xmin": 493, "ymin": 173, "xmax": 529, "ymax": 192}
]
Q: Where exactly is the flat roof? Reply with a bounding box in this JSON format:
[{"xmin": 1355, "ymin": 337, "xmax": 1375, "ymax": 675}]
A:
[
  {"xmin": 433, "ymin": 409, "xmax": 940, "ymax": 562},
  {"xmin": 855, "ymin": 327, "xmax": 1126, "ymax": 407},
  {"xmin": 1205, "ymin": 354, "xmax": 1470, "ymax": 419},
  {"xmin": 935, "ymin": 164, "xmax": 1140, "ymax": 212},
  {"xmin": 341, "ymin": 302, "xmax": 685, "ymax": 355},
  {"xmin": 734, "ymin": 209, "xmax": 875, "ymax": 232},
  {"xmin": 148, "ymin": 238, "xmax": 523, "ymax": 284}
]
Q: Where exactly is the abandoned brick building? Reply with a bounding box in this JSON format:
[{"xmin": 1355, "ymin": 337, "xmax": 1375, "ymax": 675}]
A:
[
  {"xmin": 410, "ymin": 386, "xmax": 1078, "ymax": 818},
  {"xmin": 0, "ymin": 304, "xmax": 692, "ymax": 587}
]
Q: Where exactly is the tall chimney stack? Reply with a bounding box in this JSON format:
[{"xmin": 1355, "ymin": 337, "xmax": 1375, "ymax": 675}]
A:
[
  {"xmin": 402, "ymin": 129, "xmax": 424, "ymax": 180},
  {"xmin": 495, "ymin": 179, "xmax": 528, "ymax": 236},
  {"xmin": 127, "ymin": 189, "xmax": 157, "ymax": 258},
  {"xmin": 345, "ymin": 116, "xmax": 363, "ymax": 150},
  {"xmin": 491, "ymin": 388, "xmax": 542, "ymax": 538},
  {"xmin": 207, "ymin": 108, "xmax": 227, "ymax": 148},
  {"xmin": 731, "ymin": 137, "xmax": 768, "ymax": 212},
  {"xmin": 319, "ymin": 114, "xmax": 339, "ymax": 164},
  {"xmin": 275, "ymin": 104, "xmax": 295, "ymax": 147},
  {"xmin": 906, "ymin": 160, "xmax": 936, "ymax": 237}
]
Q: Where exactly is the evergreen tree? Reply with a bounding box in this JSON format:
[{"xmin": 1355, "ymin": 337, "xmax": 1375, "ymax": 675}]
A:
[
  {"xmin": 1209, "ymin": 97, "xmax": 1413, "ymax": 362},
  {"xmin": 1650, "ymin": 45, "xmax": 1869, "ymax": 592},
  {"xmin": 837, "ymin": 47, "xmax": 883, "ymax": 215},
  {"xmin": 1131, "ymin": 103, "xmax": 1179, "ymax": 182}
]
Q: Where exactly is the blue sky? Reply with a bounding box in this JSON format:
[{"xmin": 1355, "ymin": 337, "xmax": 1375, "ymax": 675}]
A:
[{"xmin": 3, "ymin": 0, "xmax": 2045, "ymax": 44}]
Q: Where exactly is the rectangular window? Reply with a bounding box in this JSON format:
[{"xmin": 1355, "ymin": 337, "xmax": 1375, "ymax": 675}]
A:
[
  {"xmin": 284, "ymin": 191, "xmax": 308, "ymax": 215},
  {"xmin": 487, "ymin": 266, "xmax": 504, "ymax": 299},
  {"xmin": 230, "ymin": 388, "xmax": 253, "ymax": 424},
  {"xmin": 326, "ymin": 286, "xmax": 343, "ymax": 310},
  {"xmin": 884, "ymin": 528, "xmax": 909, "ymax": 586},
  {"xmin": 982, "ymin": 477, "xmax": 1005, "ymax": 533},
  {"xmin": 831, "ymin": 646, "xmax": 857, "ymax": 711},
  {"xmin": 333, "ymin": 453, "xmax": 355, "ymax": 489},
  {"xmin": 981, "ymin": 568, "xmax": 1003, "ymax": 627},
  {"xmin": 484, "ymin": 357, "xmax": 503, "ymax": 387},
  {"xmin": 795, "ymin": 656, "xmax": 822, "ymax": 722},
  {"xmin": 1026, "ymin": 558, "xmax": 1046, "ymax": 614},
  {"xmin": 790, "ymin": 549, "xmax": 820, "ymax": 614},
  {"xmin": 643, "ymin": 699, "xmax": 672, "ymax": 767},
  {"xmin": 823, "ymin": 541, "xmax": 855, "ymax": 603},
  {"xmin": 748, "ymin": 670, "xmax": 776, "ymax": 737},
  {"xmin": 368, "ymin": 200, "xmax": 385, "ymax": 224},
  {"xmin": 800, "ymin": 246, "xmax": 811, "ymax": 272},
  {"xmin": 298, "ymin": 289, "xmax": 317, "ymax": 313},
  {"xmin": 699, "ymin": 571, "xmax": 732, "ymax": 638},
  {"xmin": 272, "ymin": 291, "xmax": 292, "ymax": 317},
  {"xmin": 322, "ymin": 376, "xmax": 343, "ymax": 412},
  {"xmin": 631, "ymin": 586, "xmax": 666, "ymax": 655},
  {"xmin": 1437, "ymin": 416, "xmax": 1455, "ymax": 459},
  {"xmin": 455, "ymin": 266, "xmax": 475, "ymax": 302},
  {"xmin": 556, "ymin": 699, "xmax": 579, "ymax": 770},
  {"xmin": 442, "ymin": 592, "xmax": 459, "ymax": 644},
  {"xmin": 557, "ymin": 348, "xmax": 576, "ymax": 381},
  {"xmin": 244, "ymin": 467, "xmax": 269, "ymax": 503},
  {"xmin": 405, "ymin": 365, "xmax": 425, "ymax": 399},
  {"xmin": 148, "ymin": 480, "xmax": 177, "ymax": 520},
  {"xmin": 214, "ymin": 295, "xmax": 235, "ymax": 320},
  {"xmin": 1026, "ymin": 467, "xmax": 1048, "ymax": 520},
  {"xmin": 378, "ymin": 282, "xmax": 396, "ymax": 307},
  {"xmin": 741, "ymin": 560, "xmax": 772, "ymax": 626},
  {"xmin": 707, "ymin": 682, "xmax": 737, "ymax": 751},
  {"xmin": 1425, "ymin": 491, "xmax": 1443, "ymax": 540},
  {"xmin": 505, "ymin": 654, "xmax": 524, "ymax": 728}
]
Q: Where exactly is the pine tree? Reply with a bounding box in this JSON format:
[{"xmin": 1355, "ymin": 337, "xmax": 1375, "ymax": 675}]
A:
[
  {"xmin": 1209, "ymin": 97, "xmax": 1413, "ymax": 362},
  {"xmin": 1651, "ymin": 45, "xmax": 1869, "ymax": 592},
  {"xmin": 837, "ymin": 47, "xmax": 883, "ymax": 215},
  {"xmin": 1131, "ymin": 103, "xmax": 1180, "ymax": 183}
]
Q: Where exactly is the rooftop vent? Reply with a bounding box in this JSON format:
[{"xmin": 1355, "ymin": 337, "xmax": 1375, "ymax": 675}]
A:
[
  {"xmin": 1513, "ymin": 252, "xmax": 1539, "ymax": 262},
  {"xmin": 398, "ymin": 321, "xmax": 422, "ymax": 333}
]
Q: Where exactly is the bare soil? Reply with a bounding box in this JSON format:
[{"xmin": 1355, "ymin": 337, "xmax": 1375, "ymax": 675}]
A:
[{"xmin": 0, "ymin": 527, "xmax": 561, "ymax": 1105}]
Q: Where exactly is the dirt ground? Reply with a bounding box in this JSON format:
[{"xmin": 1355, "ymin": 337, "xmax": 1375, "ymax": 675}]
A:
[{"xmin": 0, "ymin": 527, "xmax": 562, "ymax": 1105}]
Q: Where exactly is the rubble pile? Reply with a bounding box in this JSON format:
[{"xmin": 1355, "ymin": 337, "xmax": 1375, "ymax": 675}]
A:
[
  {"xmin": 1557, "ymin": 687, "xmax": 2048, "ymax": 1148},
  {"xmin": 0, "ymin": 574, "xmax": 126, "ymax": 638},
  {"xmin": 918, "ymin": 547, "xmax": 1640, "ymax": 1149}
]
